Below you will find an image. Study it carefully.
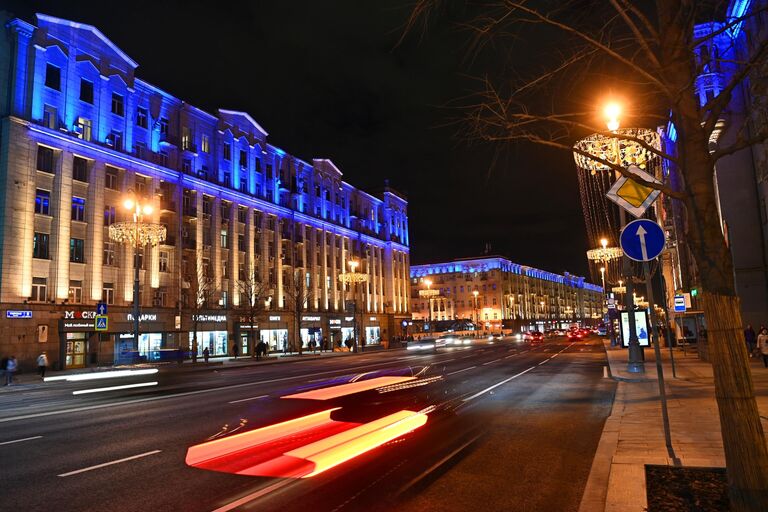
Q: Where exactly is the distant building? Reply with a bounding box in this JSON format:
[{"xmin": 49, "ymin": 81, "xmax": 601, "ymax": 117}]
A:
[
  {"xmin": 410, "ymin": 256, "xmax": 603, "ymax": 331},
  {"xmin": 0, "ymin": 13, "xmax": 410, "ymax": 370}
]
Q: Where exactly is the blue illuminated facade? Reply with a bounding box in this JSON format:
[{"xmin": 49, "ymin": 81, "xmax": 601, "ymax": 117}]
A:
[
  {"xmin": 410, "ymin": 256, "xmax": 603, "ymax": 331},
  {"xmin": 0, "ymin": 13, "xmax": 411, "ymax": 369}
]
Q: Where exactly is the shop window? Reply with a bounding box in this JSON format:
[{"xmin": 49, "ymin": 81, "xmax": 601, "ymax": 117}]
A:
[
  {"xmin": 31, "ymin": 277, "xmax": 47, "ymax": 302},
  {"xmin": 68, "ymin": 280, "xmax": 83, "ymax": 304}
]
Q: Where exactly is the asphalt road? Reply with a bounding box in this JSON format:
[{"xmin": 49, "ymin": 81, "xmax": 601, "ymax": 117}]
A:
[{"xmin": 0, "ymin": 335, "xmax": 615, "ymax": 512}]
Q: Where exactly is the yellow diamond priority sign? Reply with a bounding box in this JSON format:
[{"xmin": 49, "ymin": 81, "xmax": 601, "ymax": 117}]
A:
[{"xmin": 606, "ymin": 164, "xmax": 661, "ymax": 217}]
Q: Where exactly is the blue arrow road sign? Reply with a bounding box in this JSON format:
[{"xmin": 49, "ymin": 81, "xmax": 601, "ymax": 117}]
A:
[
  {"xmin": 97, "ymin": 302, "xmax": 107, "ymax": 315},
  {"xmin": 620, "ymin": 219, "xmax": 666, "ymax": 262}
]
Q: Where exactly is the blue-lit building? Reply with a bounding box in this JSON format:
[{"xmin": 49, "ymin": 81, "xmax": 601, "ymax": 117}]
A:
[
  {"xmin": 658, "ymin": 0, "xmax": 768, "ymax": 338},
  {"xmin": 0, "ymin": 13, "xmax": 411, "ymax": 369},
  {"xmin": 410, "ymin": 256, "xmax": 603, "ymax": 331}
]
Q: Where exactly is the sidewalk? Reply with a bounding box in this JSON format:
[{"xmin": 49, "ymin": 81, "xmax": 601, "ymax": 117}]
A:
[
  {"xmin": 0, "ymin": 347, "xmax": 391, "ymax": 391},
  {"xmin": 579, "ymin": 340, "xmax": 768, "ymax": 512}
]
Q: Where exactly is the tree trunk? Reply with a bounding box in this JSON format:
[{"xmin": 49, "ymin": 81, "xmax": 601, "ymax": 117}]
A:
[{"xmin": 701, "ymin": 292, "xmax": 768, "ymax": 511}]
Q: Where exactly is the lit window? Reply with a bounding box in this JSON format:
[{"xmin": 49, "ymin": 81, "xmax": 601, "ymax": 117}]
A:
[
  {"xmin": 103, "ymin": 283, "xmax": 115, "ymax": 305},
  {"xmin": 201, "ymin": 134, "xmax": 210, "ymax": 153},
  {"xmin": 68, "ymin": 280, "xmax": 83, "ymax": 304},
  {"xmin": 71, "ymin": 197, "xmax": 86, "ymax": 222},
  {"xmin": 76, "ymin": 117, "xmax": 92, "ymax": 141},
  {"xmin": 35, "ymin": 189, "xmax": 51, "ymax": 215},
  {"xmin": 43, "ymin": 105, "xmax": 57, "ymax": 129}
]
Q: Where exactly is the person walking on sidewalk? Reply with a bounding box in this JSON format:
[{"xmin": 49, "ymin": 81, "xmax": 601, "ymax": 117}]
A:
[
  {"xmin": 203, "ymin": 347, "xmax": 210, "ymax": 364},
  {"xmin": 5, "ymin": 356, "xmax": 17, "ymax": 385},
  {"xmin": 745, "ymin": 324, "xmax": 757, "ymax": 357},
  {"xmin": 37, "ymin": 351, "xmax": 49, "ymax": 379},
  {"xmin": 758, "ymin": 328, "xmax": 768, "ymax": 368}
]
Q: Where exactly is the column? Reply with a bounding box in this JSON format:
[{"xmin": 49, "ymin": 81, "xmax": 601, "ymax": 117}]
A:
[
  {"xmin": 275, "ymin": 217, "xmax": 282, "ymax": 308},
  {"xmin": 51, "ymin": 152, "xmax": 73, "ymax": 300},
  {"xmin": 228, "ymin": 202, "xmax": 238, "ymax": 306},
  {"xmin": 86, "ymin": 160, "xmax": 105, "ymax": 301}
]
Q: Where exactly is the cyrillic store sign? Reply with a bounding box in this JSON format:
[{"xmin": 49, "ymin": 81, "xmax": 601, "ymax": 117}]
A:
[
  {"xmin": 127, "ymin": 313, "xmax": 158, "ymax": 322},
  {"xmin": 301, "ymin": 315, "xmax": 321, "ymax": 322},
  {"xmin": 192, "ymin": 314, "xmax": 227, "ymax": 322},
  {"xmin": 64, "ymin": 310, "xmax": 97, "ymax": 319}
]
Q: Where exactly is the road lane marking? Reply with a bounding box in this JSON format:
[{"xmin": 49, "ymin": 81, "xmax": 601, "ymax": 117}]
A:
[
  {"xmin": 228, "ymin": 394, "xmax": 269, "ymax": 404},
  {"xmin": 538, "ymin": 359, "xmax": 549, "ymax": 366},
  {"xmin": 0, "ymin": 435, "xmax": 42, "ymax": 446},
  {"xmin": 72, "ymin": 381, "xmax": 158, "ymax": 395},
  {"xmin": 482, "ymin": 359, "xmax": 502, "ymax": 366},
  {"xmin": 447, "ymin": 366, "xmax": 476, "ymax": 376},
  {"xmin": 462, "ymin": 366, "xmax": 536, "ymax": 402},
  {"xmin": 58, "ymin": 450, "xmax": 162, "ymax": 477},
  {"xmin": 504, "ymin": 355, "xmax": 517, "ymax": 359},
  {"xmin": 212, "ymin": 480, "xmax": 295, "ymax": 512}
]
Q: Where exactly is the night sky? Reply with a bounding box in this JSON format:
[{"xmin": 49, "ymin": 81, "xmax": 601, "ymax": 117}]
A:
[{"xmin": 7, "ymin": 1, "xmax": 593, "ymax": 279}]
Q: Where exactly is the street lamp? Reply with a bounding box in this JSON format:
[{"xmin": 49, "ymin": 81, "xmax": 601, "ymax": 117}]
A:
[
  {"xmin": 109, "ymin": 193, "xmax": 166, "ymax": 361},
  {"xmin": 418, "ymin": 278, "xmax": 439, "ymax": 330},
  {"xmin": 338, "ymin": 259, "xmax": 368, "ymax": 352}
]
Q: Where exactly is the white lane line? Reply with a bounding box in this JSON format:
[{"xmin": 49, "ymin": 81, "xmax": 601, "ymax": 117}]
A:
[
  {"xmin": 482, "ymin": 358, "xmax": 501, "ymax": 366},
  {"xmin": 72, "ymin": 381, "xmax": 158, "ymax": 395},
  {"xmin": 58, "ymin": 450, "xmax": 162, "ymax": 477},
  {"xmin": 212, "ymin": 480, "xmax": 295, "ymax": 512},
  {"xmin": 0, "ymin": 435, "xmax": 42, "ymax": 446},
  {"xmin": 462, "ymin": 366, "xmax": 536, "ymax": 402},
  {"xmin": 228, "ymin": 394, "xmax": 269, "ymax": 404},
  {"xmin": 447, "ymin": 366, "xmax": 476, "ymax": 376},
  {"xmin": 538, "ymin": 359, "xmax": 549, "ymax": 366},
  {"xmin": 0, "ymin": 358, "xmax": 437, "ymax": 424},
  {"xmin": 504, "ymin": 355, "xmax": 517, "ymax": 359}
]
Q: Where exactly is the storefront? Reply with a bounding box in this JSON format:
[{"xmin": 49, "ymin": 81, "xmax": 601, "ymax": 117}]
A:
[
  {"xmin": 364, "ymin": 316, "xmax": 381, "ymax": 346},
  {"xmin": 300, "ymin": 315, "xmax": 323, "ymax": 349},
  {"xmin": 189, "ymin": 314, "xmax": 229, "ymax": 356},
  {"xmin": 340, "ymin": 316, "xmax": 356, "ymax": 348},
  {"xmin": 59, "ymin": 311, "xmax": 98, "ymax": 369},
  {"xmin": 111, "ymin": 311, "xmax": 176, "ymax": 364},
  {"xmin": 235, "ymin": 319, "xmax": 258, "ymax": 356},
  {"xmin": 261, "ymin": 315, "xmax": 289, "ymax": 352}
]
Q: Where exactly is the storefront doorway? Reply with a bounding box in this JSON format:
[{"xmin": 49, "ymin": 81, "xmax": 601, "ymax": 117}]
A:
[
  {"xmin": 65, "ymin": 332, "xmax": 87, "ymax": 368},
  {"xmin": 138, "ymin": 333, "xmax": 164, "ymax": 361},
  {"xmin": 260, "ymin": 329, "xmax": 288, "ymax": 352},
  {"xmin": 189, "ymin": 331, "xmax": 228, "ymax": 356}
]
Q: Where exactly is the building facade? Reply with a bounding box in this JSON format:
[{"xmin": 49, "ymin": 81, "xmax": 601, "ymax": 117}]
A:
[
  {"xmin": 0, "ymin": 13, "xmax": 410, "ymax": 370},
  {"xmin": 410, "ymin": 257, "xmax": 603, "ymax": 332}
]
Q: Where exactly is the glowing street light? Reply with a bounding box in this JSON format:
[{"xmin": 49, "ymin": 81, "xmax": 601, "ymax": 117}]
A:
[
  {"xmin": 109, "ymin": 192, "xmax": 166, "ymax": 361},
  {"xmin": 338, "ymin": 259, "xmax": 368, "ymax": 352}
]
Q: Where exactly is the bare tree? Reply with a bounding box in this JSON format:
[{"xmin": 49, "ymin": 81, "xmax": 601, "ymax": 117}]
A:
[
  {"xmin": 185, "ymin": 250, "xmax": 218, "ymax": 362},
  {"xmin": 404, "ymin": 1, "xmax": 768, "ymax": 509},
  {"xmin": 285, "ymin": 267, "xmax": 311, "ymax": 354},
  {"xmin": 236, "ymin": 269, "xmax": 268, "ymax": 358}
]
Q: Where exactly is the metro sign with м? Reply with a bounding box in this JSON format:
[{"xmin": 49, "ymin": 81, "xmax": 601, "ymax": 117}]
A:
[{"xmin": 620, "ymin": 219, "xmax": 666, "ymax": 262}]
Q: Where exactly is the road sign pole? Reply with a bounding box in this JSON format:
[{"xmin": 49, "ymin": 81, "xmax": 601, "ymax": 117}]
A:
[
  {"xmin": 657, "ymin": 269, "xmax": 677, "ymax": 378},
  {"xmin": 621, "ymin": 209, "xmax": 644, "ymax": 373},
  {"xmin": 642, "ymin": 261, "xmax": 679, "ymax": 465}
]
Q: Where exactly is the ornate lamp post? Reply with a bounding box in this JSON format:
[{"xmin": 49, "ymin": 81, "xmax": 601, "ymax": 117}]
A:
[
  {"xmin": 109, "ymin": 193, "xmax": 165, "ymax": 361},
  {"xmin": 418, "ymin": 278, "xmax": 439, "ymax": 330},
  {"xmin": 338, "ymin": 260, "xmax": 368, "ymax": 352}
]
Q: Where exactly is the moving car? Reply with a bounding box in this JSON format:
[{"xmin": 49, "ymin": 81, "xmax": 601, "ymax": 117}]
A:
[
  {"xmin": 529, "ymin": 331, "xmax": 544, "ymax": 343},
  {"xmin": 406, "ymin": 337, "xmax": 446, "ymax": 352}
]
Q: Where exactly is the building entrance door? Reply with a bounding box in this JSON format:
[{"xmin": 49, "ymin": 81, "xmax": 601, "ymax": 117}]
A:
[{"xmin": 66, "ymin": 332, "xmax": 87, "ymax": 368}]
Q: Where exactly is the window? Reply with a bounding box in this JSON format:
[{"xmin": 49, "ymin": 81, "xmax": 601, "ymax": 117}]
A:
[
  {"xmin": 45, "ymin": 64, "xmax": 60, "ymax": 90},
  {"xmin": 80, "ymin": 79, "xmax": 93, "ymax": 103},
  {"xmin": 255, "ymin": 158, "xmax": 261, "ymax": 172},
  {"xmin": 72, "ymin": 156, "xmax": 88, "ymax": 182},
  {"xmin": 159, "ymin": 251, "xmax": 170, "ymax": 272},
  {"xmin": 182, "ymin": 159, "xmax": 192, "ymax": 173},
  {"xmin": 240, "ymin": 176, "xmax": 247, "ymax": 192},
  {"xmin": 105, "ymin": 166, "xmax": 119, "ymax": 190},
  {"xmin": 182, "ymin": 126, "xmax": 192, "ymax": 150},
  {"xmin": 154, "ymin": 289, "xmax": 167, "ymax": 307},
  {"xmin": 223, "ymin": 142, "xmax": 231, "ymax": 161},
  {"xmin": 76, "ymin": 117, "xmax": 92, "ymax": 141},
  {"xmin": 68, "ymin": 280, "xmax": 83, "ymax": 304},
  {"xmin": 136, "ymin": 107, "xmax": 148, "ymax": 128},
  {"xmin": 71, "ymin": 197, "xmax": 86, "ymax": 222},
  {"xmin": 220, "ymin": 229, "xmax": 228, "ymax": 249},
  {"xmin": 35, "ymin": 189, "xmax": 51, "ymax": 215},
  {"xmin": 103, "ymin": 283, "xmax": 115, "ymax": 305},
  {"xmin": 157, "ymin": 151, "xmax": 168, "ymax": 167},
  {"xmin": 33, "ymin": 233, "xmax": 50, "ymax": 259},
  {"xmin": 135, "ymin": 142, "xmax": 147, "ymax": 159},
  {"xmin": 31, "ymin": 277, "xmax": 47, "ymax": 302},
  {"xmin": 222, "ymin": 261, "xmax": 228, "ymax": 279},
  {"xmin": 104, "ymin": 205, "xmax": 116, "ymax": 226},
  {"xmin": 37, "ymin": 146, "xmax": 54, "ymax": 173},
  {"xmin": 43, "ymin": 105, "xmax": 57, "ymax": 129},
  {"xmin": 103, "ymin": 241, "xmax": 116, "ymax": 266},
  {"xmin": 159, "ymin": 117, "xmax": 169, "ymax": 136},
  {"xmin": 108, "ymin": 130, "xmax": 123, "ymax": 150},
  {"xmin": 266, "ymin": 164, "xmax": 273, "ymax": 180},
  {"xmin": 111, "ymin": 93, "xmax": 124, "ymax": 116},
  {"xmin": 238, "ymin": 207, "xmax": 247, "ymax": 223},
  {"xmin": 238, "ymin": 234, "xmax": 245, "ymax": 251},
  {"xmin": 239, "ymin": 149, "xmax": 247, "ymax": 168},
  {"xmin": 201, "ymin": 134, "xmax": 210, "ymax": 153},
  {"xmin": 70, "ymin": 238, "xmax": 85, "ymax": 263}
]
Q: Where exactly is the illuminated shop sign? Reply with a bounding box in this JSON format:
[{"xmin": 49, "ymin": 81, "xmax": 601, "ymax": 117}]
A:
[
  {"xmin": 269, "ymin": 315, "xmax": 281, "ymax": 321},
  {"xmin": 329, "ymin": 319, "xmax": 341, "ymax": 325},
  {"xmin": 344, "ymin": 316, "xmax": 354, "ymax": 322},
  {"xmin": 192, "ymin": 314, "xmax": 227, "ymax": 322},
  {"xmin": 64, "ymin": 310, "xmax": 97, "ymax": 319},
  {"xmin": 301, "ymin": 316, "xmax": 321, "ymax": 322},
  {"xmin": 63, "ymin": 321, "xmax": 94, "ymax": 329},
  {"xmin": 369, "ymin": 317, "xmax": 377, "ymax": 322},
  {"xmin": 127, "ymin": 313, "xmax": 158, "ymax": 322},
  {"xmin": 6, "ymin": 310, "xmax": 32, "ymax": 319}
]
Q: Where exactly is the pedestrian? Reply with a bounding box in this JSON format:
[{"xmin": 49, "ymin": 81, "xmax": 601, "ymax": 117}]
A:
[
  {"xmin": 203, "ymin": 347, "xmax": 210, "ymax": 364},
  {"xmin": 759, "ymin": 328, "xmax": 768, "ymax": 368},
  {"xmin": 37, "ymin": 351, "xmax": 49, "ymax": 379},
  {"xmin": 256, "ymin": 340, "xmax": 266, "ymax": 361},
  {"xmin": 745, "ymin": 325, "xmax": 757, "ymax": 357},
  {"xmin": 232, "ymin": 342, "xmax": 239, "ymax": 359},
  {"xmin": 5, "ymin": 356, "xmax": 17, "ymax": 386}
]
